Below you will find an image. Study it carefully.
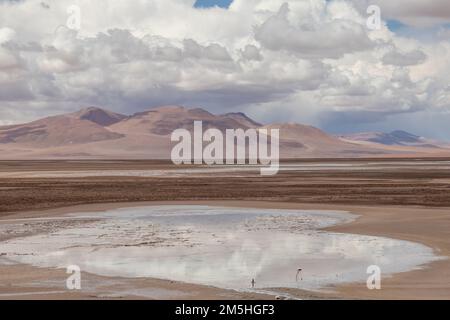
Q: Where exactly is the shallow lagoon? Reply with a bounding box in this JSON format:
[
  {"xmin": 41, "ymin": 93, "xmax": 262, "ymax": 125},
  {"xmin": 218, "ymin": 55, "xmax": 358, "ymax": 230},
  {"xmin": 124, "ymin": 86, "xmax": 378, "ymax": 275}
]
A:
[{"xmin": 0, "ymin": 206, "xmax": 440, "ymax": 291}]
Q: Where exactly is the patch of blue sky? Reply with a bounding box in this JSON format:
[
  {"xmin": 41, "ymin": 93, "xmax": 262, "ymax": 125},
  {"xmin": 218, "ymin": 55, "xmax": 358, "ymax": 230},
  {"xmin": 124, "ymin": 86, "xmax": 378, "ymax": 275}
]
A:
[
  {"xmin": 386, "ymin": 19, "xmax": 407, "ymax": 32},
  {"xmin": 386, "ymin": 19, "xmax": 450, "ymax": 42},
  {"xmin": 194, "ymin": 0, "xmax": 233, "ymax": 9}
]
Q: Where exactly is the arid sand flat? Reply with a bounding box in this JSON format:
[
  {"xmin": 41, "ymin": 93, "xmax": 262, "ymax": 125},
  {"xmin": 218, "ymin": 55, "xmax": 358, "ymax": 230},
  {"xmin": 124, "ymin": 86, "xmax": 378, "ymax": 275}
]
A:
[
  {"xmin": 2, "ymin": 160, "xmax": 450, "ymax": 178},
  {"xmin": 0, "ymin": 160, "xmax": 450, "ymax": 299}
]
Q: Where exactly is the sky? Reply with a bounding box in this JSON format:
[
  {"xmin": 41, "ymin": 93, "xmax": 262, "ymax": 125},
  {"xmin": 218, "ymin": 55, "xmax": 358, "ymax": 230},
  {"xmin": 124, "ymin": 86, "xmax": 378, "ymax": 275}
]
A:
[
  {"xmin": 0, "ymin": 0, "xmax": 450, "ymax": 139},
  {"xmin": 194, "ymin": 0, "xmax": 234, "ymax": 8}
]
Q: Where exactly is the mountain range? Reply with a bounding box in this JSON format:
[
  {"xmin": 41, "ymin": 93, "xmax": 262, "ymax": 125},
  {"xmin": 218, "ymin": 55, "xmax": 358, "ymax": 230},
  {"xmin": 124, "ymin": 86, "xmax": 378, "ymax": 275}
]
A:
[
  {"xmin": 0, "ymin": 106, "xmax": 449, "ymax": 159},
  {"xmin": 338, "ymin": 131, "xmax": 441, "ymax": 148}
]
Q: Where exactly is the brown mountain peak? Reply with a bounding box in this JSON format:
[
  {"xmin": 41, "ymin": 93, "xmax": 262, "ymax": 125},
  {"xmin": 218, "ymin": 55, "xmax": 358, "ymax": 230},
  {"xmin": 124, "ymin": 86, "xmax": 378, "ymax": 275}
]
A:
[{"xmin": 71, "ymin": 106, "xmax": 126, "ymax": 126}]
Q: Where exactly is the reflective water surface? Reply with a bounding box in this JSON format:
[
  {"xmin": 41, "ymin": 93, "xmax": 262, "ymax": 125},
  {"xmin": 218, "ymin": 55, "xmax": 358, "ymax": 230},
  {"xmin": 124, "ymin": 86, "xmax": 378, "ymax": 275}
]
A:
[{"xmin": 0, "ymin": 206, "xmax": 440, "ymax": 291}]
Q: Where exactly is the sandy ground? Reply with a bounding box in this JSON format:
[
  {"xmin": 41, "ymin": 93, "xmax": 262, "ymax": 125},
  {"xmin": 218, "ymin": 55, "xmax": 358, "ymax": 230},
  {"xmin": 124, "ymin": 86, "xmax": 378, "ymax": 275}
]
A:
[
  {"xmin": 0, "ymin": 160, "xmax": 449, "ymax": 300},
  {"xmin": 3, "ymin": 159, "xmax": 450, "ymax": 216},
  {"xmin": 0, "ymin": 200, "xmax": 449, "ymax": 300}
]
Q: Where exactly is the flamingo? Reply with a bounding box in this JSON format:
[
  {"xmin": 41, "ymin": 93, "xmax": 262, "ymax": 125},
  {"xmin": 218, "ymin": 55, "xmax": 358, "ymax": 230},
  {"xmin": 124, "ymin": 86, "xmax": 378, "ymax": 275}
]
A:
[{"xmin": 296, "ymin": 268, "xmax": 303, "ymax": 282}]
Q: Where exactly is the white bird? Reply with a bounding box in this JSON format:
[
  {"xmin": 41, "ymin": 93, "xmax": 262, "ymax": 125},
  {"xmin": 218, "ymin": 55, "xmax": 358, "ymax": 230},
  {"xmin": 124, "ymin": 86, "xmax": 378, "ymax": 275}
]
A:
[{"xmin": 296, "ymin": 268, "xmax": 303, "ymax": 282}]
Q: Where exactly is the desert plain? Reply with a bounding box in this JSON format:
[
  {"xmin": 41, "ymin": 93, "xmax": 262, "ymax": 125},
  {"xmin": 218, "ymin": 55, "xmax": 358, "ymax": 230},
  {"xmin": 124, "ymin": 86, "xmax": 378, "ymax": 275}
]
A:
[{"xmin": 0, "ymin": 159, "xmax": 449, "ymax": 300}]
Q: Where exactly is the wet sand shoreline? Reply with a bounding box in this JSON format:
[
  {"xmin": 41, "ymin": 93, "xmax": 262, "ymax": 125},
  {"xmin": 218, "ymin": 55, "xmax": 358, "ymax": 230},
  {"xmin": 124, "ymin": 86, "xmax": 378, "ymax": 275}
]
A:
[{"xmin": 1, "ymin": 200, "xmax": 449, "ymax": 300}]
